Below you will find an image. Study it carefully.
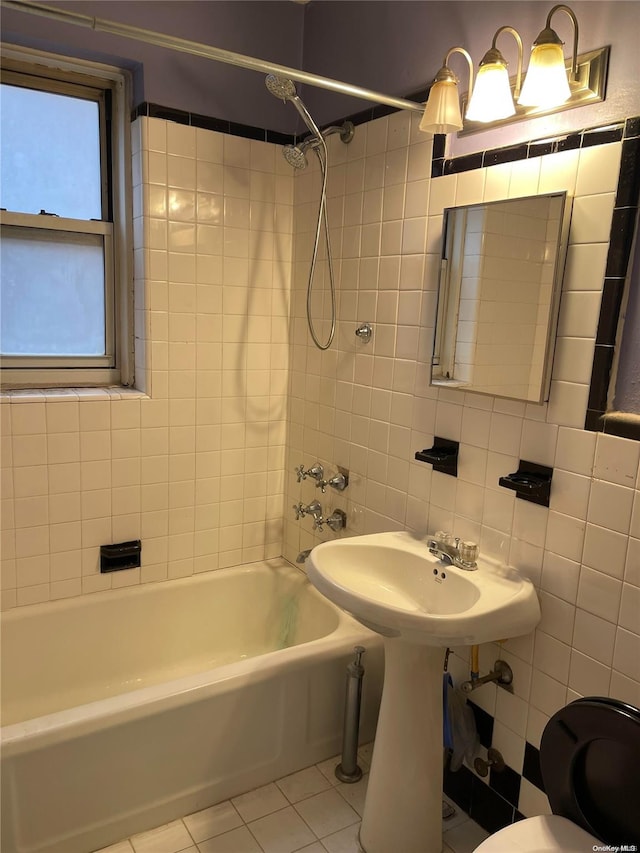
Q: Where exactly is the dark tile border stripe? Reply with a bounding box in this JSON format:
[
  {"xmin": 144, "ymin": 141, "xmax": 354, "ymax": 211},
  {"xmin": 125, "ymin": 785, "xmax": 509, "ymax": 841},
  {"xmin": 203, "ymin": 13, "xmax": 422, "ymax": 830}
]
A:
[{"xmin": 132, "ymin": 101, "xmax": 296, "ymax": 146}]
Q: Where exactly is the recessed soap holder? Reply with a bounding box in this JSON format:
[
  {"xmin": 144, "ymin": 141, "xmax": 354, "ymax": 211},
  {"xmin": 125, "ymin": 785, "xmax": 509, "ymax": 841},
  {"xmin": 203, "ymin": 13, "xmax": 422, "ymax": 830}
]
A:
[
  {"xmin": 414, "ymin": 437, "xmax": 459, "ymax": 477},
  {"xmin": 499, "ymin": 460, "xmax": 553, "ymax": 507}
]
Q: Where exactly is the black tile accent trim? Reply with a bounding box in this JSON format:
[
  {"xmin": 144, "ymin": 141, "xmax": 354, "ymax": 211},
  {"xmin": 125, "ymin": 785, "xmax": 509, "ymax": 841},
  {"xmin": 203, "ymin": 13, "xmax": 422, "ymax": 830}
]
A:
[
  {"xmin": 443, "ymin": 758, "xmax": 473, "ymax": 813},
  {"xmin": 469, "ymin": 701, "xmax": 494, "ymax": 749},
  {"xmin": 443, "ymin": 151, "xmax": 484, "ymax": 175},
  {"xmin": 606, "ymin": 206, "xmax": 639, "ymax": 278},
  {"xmin": 588, "ymin": 345, "xmax": 615, "ymax": 411},
  {"xmin": 616, "ymin": 137, "xmax": 640, "ymax": 207},
  {"xmin": 470, "ymin": 775, "xmax": 516, "ymax": 834},
  {"xmin": 489, "ymin": 763, "xmax": 522, "ymax": 808},
  {"xmin": 483, "ymin": 143, "xmax": 529, "ymax": 167},
  {"xmin": 585, "ymin": 123, "xmax": 640, "ymax": 438},
  {"xmin": 624, "ymin": 116, "xmax": 640, "ymax": 138},
  {"xmin": 604, "ymin": 416, "xmax": 640, "ymax": 441},
  {"xmin": 523, "ymin": 742, "xmax": 545, "ymax": 792},
  {"xmin": 596, "ymin": 279, "xmax": 625, "ymax": 345},
  {"xmin": 131, "ymin": 101, "xmax": 296, "ymax": 146},
  {"xmin": 581, "ymin": 124, "xmax": 624, "ymax": 147}
]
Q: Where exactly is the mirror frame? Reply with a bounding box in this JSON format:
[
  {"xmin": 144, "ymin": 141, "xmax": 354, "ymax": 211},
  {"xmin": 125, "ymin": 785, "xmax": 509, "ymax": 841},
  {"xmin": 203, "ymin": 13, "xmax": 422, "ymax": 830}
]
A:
[{"xmin": 431, "ymin": 191, "xmax": 573, "ymax": 404}]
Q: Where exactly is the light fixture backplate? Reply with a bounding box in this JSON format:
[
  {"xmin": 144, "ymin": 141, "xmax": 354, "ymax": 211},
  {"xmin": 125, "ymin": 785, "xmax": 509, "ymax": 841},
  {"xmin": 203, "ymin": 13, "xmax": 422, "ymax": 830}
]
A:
[{"xmin": 459, "ymin": 45, "xmax": 609, "ymax": 136}]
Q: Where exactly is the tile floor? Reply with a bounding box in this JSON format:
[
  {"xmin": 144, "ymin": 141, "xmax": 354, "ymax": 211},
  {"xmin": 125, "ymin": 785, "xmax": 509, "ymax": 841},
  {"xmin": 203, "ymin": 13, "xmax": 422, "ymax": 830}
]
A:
[{"xmin": 96, "ymin": 745, "xmax": 488, "ymax": 853}]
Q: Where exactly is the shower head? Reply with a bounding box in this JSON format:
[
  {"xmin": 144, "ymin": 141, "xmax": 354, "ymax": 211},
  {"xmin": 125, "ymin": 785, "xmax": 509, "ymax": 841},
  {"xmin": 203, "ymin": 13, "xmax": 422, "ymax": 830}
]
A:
[
  {"xmin": 283, "ymin": 144, "xmax": 309, "ymax": 170},
  {"xmin": 265, "ymin": 73, "xmax": 324, "ymax": 146},
  {"xmin": 265, "ymin": 74, "xmax": 298, "ymax": 102}
]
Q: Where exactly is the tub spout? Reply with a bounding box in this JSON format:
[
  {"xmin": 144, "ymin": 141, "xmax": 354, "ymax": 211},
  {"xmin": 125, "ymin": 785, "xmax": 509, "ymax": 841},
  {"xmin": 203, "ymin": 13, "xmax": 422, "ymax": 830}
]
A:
[{"xmin": 296, "ymin": 549, "xmax": 311, "ymax": 563}]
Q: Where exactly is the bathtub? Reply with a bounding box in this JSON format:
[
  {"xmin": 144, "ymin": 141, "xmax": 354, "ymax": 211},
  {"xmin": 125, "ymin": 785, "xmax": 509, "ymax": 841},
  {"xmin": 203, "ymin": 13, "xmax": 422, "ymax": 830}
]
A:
[{"xmin": 1, "ymin": 559, "xmax": 384, "ymax": 853}]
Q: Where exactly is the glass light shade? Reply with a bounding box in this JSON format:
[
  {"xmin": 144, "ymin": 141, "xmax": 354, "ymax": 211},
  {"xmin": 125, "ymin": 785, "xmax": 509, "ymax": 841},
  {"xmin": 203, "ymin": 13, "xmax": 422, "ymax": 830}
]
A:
[
  {"xmin": 518, "ymin": 42, "xmax": 571, "ymax": 107},
  {"xmin": 465, "ymin": 62, "xmax": 515, "ymax": 122},
  {"xmin": 419, "ymin": 80, "xmax": 463, "ymax": 134}
]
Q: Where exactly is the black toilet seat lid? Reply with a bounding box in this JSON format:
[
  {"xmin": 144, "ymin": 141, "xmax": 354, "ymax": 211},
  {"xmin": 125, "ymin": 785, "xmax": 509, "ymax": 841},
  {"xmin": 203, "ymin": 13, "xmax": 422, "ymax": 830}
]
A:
[{"xmin": 541, "ymin": 697, "xmax": 640, "ymax": 847}]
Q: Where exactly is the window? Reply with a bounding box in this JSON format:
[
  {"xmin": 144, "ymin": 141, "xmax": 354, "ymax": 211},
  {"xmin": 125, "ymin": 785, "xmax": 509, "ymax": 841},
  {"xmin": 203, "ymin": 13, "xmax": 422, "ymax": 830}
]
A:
[{"xmin": 0, "ymin": 51, "xmax": 132, "ymax": 388}]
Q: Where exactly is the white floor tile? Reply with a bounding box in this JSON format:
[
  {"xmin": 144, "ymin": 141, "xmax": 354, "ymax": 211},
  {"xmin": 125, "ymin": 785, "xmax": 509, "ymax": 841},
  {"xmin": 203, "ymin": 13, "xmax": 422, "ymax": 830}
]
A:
[
  {"xmin": 319, "ymin": 822, "xmax": 362, "ymax": 853},
  {"xmin": 276, "ymin": 766, "xmax": 332, "ymax": 803},
  {"xmin": 130, "ymin": 819, "xmax": 194, "ymax": 853},
  {"xmin": 357, "ymin": 742, "xmax": 374, "ymax": 770},
  {"xmin": 315, "ymin": 756, "xmax": 342, "ymax": 787},
  {"xmin": 183, "ymin": 801, "xmax": 242, "ymax": 843},
  {"xmin": 94, "ymin": 841, "xmax": 135, "ymax": 853},
  {"xmin": 248, "ymin": 806, "xmax": 316, "ymax": 853},
  {"xmin": 444, "ymin": 818, "xmax": 489, "ymax": 853},
  {"xmin": 232, "ymin": 782, "xmax": 289, "ymax": 822},
  {"xmin": 197, "ymin": 825, "xmax": 262, "ymax": 853},
  {"xmin": 294, "ymin": 789, "xmax": 360, "ymax": 838},
  {"xmin": 335, "ymin": 775, "xmax": 368, "ymax": 817},
  {"xmin": 441, "ymin": 798, "xmax": 467, "ymax": 832}
]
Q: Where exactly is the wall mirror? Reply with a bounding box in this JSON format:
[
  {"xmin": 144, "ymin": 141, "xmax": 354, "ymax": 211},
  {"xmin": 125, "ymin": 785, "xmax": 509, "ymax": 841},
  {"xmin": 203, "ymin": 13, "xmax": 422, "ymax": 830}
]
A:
[{"xmin": 431, "ymin": 192, "xmax": 572, "ymax": 404}]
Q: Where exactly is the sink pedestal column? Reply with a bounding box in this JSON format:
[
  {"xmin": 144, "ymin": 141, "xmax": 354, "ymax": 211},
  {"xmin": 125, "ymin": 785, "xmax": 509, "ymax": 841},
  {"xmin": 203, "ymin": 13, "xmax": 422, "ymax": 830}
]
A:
[{"xmin": 360, "ymin": 639, "xmax": 444, "ymax": 853}]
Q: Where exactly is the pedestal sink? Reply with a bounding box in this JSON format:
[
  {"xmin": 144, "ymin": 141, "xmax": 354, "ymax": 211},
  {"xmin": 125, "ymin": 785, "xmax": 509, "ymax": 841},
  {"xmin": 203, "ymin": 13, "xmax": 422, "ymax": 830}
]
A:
[{"xmin": 306, "ymin": 531, "xmax": 540, "ymax": 853}]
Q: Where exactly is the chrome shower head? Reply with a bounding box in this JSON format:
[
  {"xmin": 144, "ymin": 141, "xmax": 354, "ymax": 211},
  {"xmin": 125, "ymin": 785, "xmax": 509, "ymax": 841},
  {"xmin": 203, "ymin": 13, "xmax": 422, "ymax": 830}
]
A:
[
  {"xmin": 265, "ymin": 74, "xmax": 298, "ymax": 101},
  {"xmin": 283, "ymin": 144, "xmax": 309, "ymax": 170}
]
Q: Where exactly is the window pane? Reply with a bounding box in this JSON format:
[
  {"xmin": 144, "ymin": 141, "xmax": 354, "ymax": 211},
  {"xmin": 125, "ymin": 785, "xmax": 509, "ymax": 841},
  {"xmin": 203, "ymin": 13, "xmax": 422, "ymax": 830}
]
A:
[
  {"xmin": 0, "ymin": 84, "xmax": 102, "ymax": 220},
  {"xmin": 0, "ymin": 228, "xmax": 106, "ymax": 356}
]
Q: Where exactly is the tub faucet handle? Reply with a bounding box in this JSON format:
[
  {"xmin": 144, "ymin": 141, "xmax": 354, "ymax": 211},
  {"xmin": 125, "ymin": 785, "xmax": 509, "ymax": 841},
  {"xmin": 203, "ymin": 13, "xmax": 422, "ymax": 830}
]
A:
[{"xmin": 296, "ymin": 463, "xmax": 324, "ymax": 484}]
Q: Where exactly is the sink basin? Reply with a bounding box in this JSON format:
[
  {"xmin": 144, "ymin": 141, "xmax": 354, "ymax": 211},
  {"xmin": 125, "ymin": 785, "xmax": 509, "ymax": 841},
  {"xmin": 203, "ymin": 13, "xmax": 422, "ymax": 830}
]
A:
[
  {"xmin": 307, "ymin": 530, "xmax": 540, "ymax": 646},
  {"xmin": 306, "ymin": 531, "xmax": 541, "ymax": 853}
]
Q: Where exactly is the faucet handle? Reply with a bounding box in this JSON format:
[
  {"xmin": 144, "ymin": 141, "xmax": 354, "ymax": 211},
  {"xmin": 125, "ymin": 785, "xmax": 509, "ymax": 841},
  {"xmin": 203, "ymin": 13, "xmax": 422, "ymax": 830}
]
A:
[
  {"xmin": 293, "ymin": 502, "xmax": 304, "ymax": 520},
  {"xmin": 459, "ymin": 541, "xmax": 478, "ymax": 566}
]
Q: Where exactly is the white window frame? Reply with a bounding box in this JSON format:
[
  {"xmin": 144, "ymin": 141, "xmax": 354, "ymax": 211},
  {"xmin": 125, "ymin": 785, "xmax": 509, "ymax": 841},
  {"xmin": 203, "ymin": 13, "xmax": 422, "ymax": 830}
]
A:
[{"xmin": 0, "ymin": 45, "xmax": 133, "ymax": 389}]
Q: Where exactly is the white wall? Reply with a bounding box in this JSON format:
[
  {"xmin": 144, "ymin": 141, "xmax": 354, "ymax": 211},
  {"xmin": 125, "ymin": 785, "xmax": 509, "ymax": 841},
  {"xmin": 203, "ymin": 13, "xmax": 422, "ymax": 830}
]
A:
[
  {"xmin": 284, "ymin": 112, "xmax": 639, "ymax": 816},
  {"xmin": 0, "ymin": 117, "xmax": 293, "ymax": 606}
]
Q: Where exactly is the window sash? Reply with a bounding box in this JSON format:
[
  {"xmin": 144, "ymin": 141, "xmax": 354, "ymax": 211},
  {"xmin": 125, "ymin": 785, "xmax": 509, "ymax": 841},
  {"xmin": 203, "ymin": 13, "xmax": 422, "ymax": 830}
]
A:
[{"xmin": 0, "ymin": 54, "xmax": 131, "ymax": 389}]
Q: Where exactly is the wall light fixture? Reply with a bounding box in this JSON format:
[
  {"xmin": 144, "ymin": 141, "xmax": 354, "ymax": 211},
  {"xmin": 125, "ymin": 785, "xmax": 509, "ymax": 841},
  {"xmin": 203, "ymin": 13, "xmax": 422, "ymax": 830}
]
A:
[
  {"xmin": 419, "ymin": 47, "xmax": 473, "ymax": 134},
  {"xmin": 465, "ymin": 26, "xmax": 523, "ymax": 123},
  {"xmin": 419, "ymin": 3, "xmax": 609, "ymax": 137}
]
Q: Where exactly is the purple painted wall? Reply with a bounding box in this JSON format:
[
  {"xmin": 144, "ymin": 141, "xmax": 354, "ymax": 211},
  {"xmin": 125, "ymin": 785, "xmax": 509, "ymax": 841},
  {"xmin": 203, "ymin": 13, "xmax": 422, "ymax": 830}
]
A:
[
  {"xmin": 301, "ymin": 1, "xmax": 640, "ymax": 154},
  {"xmin": 1, "ymin": 1, "xmax": 305, "ymax": 132},
  {"xmin": 2, "ymin": 1, "xmax": 639, "ymax": 141}
]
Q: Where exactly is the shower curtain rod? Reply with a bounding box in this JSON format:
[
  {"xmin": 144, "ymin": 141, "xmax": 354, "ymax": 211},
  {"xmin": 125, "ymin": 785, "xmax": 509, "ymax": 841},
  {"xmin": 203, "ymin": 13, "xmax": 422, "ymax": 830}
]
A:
[{"xmin": 1, "ymin": 0, "xmax": 425, "ymax": 114}]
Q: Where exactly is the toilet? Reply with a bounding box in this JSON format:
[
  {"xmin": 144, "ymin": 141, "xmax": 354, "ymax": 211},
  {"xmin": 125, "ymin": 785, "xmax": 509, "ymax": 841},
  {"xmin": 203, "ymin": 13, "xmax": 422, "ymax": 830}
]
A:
[{"xmin": 474, "ymin": 697, "xmax": 640, "ymax": 852}]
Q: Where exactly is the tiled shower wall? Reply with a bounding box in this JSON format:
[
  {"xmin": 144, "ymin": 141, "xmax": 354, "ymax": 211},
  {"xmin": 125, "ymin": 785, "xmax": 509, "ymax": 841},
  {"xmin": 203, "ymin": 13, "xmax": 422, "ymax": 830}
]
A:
[
  {"xmin": 284, "ymin": 111, "xmax": 640, "ymax": 816},
  {"xmin": 0, "ymin": 117, "xmax": 293, "ymax": 607}
]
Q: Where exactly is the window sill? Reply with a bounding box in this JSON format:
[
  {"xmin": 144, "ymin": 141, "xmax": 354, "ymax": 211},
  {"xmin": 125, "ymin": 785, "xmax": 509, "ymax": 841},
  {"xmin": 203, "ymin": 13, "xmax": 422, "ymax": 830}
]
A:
[{"xmin": 0, "ymin": 386, "xmax": 148, "ymax": 403}]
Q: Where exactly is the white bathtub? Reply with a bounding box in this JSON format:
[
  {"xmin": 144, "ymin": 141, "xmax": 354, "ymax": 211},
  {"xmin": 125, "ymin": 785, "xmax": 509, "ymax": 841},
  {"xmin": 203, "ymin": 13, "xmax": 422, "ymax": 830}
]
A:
[{"xmin": 1, "ymin": 559, "xmax": 383, "ymax": 853}]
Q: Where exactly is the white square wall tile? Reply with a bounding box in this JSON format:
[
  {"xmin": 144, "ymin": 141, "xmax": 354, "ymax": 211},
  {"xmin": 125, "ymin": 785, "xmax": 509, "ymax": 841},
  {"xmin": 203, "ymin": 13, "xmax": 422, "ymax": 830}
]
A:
[
  {"xmin": 577, "ymin": 566, "xmax": 622, "ymax": 623},
  {"xmin": 575, "ymin": 142, "xmax": 622, "ymax": 197},
  {"xmin": 587, "ymin": 479, "xmax": 634, "ymax": 534},
  {"xmin": 619, "ymin": 582, "xmax": 640, "ymax": 633},
  {"xmin": 569, "ymin": 193, "xmax": 616, "ymax": 244},
  {"xmin": 613, "ymin": 627, "xmax": 640, "ymax": 682},
  {"xmin": 582, "ymin": 523, "xmax": 627, "ymax": 579},
  {"xmin": 554, "ymin": 427, "xmax": 596, "ymax": 476},
  {"xmin": 569, "ymin": 649, "xmax": 611, "ymax": 695},
  {"xmin": 594, "ymin": 433, "xmax": 640, "ymax": 488},
  {"xmin": 572, "ymin": 608, "xmax": 616, "ymax": 665}
]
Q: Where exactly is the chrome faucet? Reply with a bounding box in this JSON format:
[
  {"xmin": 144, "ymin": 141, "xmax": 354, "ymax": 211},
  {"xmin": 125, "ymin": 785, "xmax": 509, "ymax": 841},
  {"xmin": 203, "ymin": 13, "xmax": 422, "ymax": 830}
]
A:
[
  {"xmin": 293, "ymin": 500, "xmax": 323, "ymax": 523},
  {"xmin": 293, "ymin": 501, "xmax": 346, "ymax": 533},
  {"xmin": 428, "ymin": 533, "xmax": 478, "ymax": 571},
  {"xmin": 295, "ymin": 463, "xmax": 324, "ymax": 484}
]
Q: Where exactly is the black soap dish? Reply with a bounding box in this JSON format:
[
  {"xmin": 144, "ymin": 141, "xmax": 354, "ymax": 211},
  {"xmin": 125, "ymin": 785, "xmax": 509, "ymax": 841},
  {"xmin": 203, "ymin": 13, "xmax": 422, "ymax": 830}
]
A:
[
  {"xmin": 499, "ymin": 461, "xmax": 553, "ymax": 507},
  {"xmin": 415, "ymin": 437, "xmax": 459, "ymax": 477}
]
